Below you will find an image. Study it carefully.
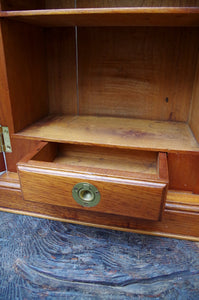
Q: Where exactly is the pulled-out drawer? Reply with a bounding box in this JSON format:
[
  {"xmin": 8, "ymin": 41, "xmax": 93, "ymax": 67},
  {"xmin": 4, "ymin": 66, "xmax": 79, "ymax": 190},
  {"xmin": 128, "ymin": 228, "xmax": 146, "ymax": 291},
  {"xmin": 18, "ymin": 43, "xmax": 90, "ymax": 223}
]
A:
[{"xmin": 17, "ymin": 142, "xmax": 168, "ymax": 221}]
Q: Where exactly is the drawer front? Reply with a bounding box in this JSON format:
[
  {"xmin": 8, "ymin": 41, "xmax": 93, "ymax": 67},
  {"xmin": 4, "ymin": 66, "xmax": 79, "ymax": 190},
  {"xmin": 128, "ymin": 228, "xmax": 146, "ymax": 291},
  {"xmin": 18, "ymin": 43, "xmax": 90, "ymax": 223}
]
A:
[{"xmin": 18, "ymin": 165, "xmax": 167, "ymax": 221}]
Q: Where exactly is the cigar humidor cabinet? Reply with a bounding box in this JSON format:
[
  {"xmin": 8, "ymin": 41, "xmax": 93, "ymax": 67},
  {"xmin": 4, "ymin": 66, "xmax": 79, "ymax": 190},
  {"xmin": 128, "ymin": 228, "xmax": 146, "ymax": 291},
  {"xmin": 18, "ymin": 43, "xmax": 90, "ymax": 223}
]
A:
[{"xmin": 0, "ymin": 0, "xmax": 199, "ymax": 240}]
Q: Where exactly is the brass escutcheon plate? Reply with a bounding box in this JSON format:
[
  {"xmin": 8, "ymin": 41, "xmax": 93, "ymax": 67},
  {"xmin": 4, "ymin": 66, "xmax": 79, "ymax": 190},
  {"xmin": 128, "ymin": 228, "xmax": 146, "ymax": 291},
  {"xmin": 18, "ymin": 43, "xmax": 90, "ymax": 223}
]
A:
[{"xmin": 72, "ymin": 182, "xmax": 101, "ymax": 207}]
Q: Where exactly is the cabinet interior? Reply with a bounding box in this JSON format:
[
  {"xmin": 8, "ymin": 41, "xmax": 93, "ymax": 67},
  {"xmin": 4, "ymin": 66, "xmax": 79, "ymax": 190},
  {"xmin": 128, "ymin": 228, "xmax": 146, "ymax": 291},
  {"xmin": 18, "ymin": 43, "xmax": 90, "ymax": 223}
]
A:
[
  {"xmin": 1, "ymin": 19, "xmax": 199, "ymax": 153},
  {"xmin": 0, "ymin": 1, "xmax": 199, "ymax": 239}
]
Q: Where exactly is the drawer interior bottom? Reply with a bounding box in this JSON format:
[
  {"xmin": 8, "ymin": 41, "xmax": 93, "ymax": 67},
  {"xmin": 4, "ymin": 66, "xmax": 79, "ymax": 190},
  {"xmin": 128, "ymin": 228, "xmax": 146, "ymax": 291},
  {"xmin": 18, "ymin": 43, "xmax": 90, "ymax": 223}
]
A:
[{"xmin": 30, "ymin": 143, "xmax": 159, "ymax": 179}]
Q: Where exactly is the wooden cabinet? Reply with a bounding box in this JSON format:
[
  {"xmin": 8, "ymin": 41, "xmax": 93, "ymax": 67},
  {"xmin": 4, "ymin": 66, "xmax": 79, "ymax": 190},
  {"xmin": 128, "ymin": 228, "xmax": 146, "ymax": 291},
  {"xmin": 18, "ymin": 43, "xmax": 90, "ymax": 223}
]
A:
[{"xmin": 0, "ymin": 0, "xmax": 199, "ymax": 240}]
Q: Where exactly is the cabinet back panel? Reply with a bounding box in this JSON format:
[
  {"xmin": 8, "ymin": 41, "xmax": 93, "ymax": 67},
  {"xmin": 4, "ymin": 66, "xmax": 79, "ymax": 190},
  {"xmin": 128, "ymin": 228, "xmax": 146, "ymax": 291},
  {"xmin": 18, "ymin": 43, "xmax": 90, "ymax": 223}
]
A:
[
  {"xmin": 1, "ymin": 0, "xmax": 199, "ymax": 10},
  {"xmin": 45, "ymin": 0, "xmax": 75, "ymax": 9},
  {"xmin": 47, "ymin": 28, "xmax": 77, "ymax": 115},
  {"xmin": 0, "ymin": 0, "xmax": 45, "ymax": 10},
  {"xmin": 76, "ymin": 0, "xmax": 199, "ymax": 8},
  {"xmin": 78, "ymin": 27, "xmax": 199, "ymax": 121},
  {"xmin": 0, "ymin": 20, "xmax": 49, "ymax": 132}
]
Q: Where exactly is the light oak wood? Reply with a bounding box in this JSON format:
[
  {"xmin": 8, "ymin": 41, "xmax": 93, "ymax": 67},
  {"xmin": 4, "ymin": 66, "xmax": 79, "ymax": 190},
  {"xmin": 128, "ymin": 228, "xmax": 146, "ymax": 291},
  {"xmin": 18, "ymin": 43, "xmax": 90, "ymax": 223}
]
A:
[
  {"xmin": 47, "ymin": 28, "xmax": 77, "ymax": 115},
  {"xmin": 17, "ymin": 142, "xmax": 168, "ymax": 221},
  {"xmin": 0, "ymin": 20, "xmax": 44, "ymax": 172},
  {"xmin": 0, "ymin": 8, "xmax": 199, "ymax": 27},
  {"xmin": 5, "ymin": 138, "xmax": 41, "ymax": 172},
  {"xmin": 0, "ymin": 20, "xmax": 49, "ymax": 132},
  {"xmin": 54, "ymin": 144, "xmax": 158, "ymax": 176},
  {"xmin": 0, "ymin": 20, "xmax": 14, "ymax": 132},
  {"xmin": 166, "ymin": 191, "xmax": 199, "ymax": 214},
  {"xmin": 78, "ymin": 27, "xmax": 199, "ymax": 122},
  {"xmin": 158, "ymin": 152, "xmax": 169, "ymax": 182},
  {"xmin": 0, "ymin": 171, "xmax": 20, "ymax": 189},
  {"xmin": 14, "ymin": 115, "xmax": 199, "ymax": 153},
  {"xmin": 0, "ymin": 178, "xmax": 199, "ymax": 240},
  {"xmin": 28, "ymin": 142, "xmax": 166, "ymax": 183},
  {"xmin": 168, "ymin": 153, "xmax": 199, "ymax": 194},
  {"xmin": 18, "ymin": 167, "xmax": 167, "ymax": 221},
  {"xmin": 0, "ymin": 1, "xmax": 198, "ymax": 240}
]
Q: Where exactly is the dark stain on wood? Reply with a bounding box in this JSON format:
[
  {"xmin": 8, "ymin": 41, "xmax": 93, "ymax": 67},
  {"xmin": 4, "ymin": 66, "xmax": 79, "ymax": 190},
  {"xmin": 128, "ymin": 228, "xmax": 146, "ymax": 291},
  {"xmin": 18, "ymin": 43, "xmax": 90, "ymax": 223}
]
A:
[{"xmin": 0, "ymin": 211, "xmax": 199, "ymax": 298}]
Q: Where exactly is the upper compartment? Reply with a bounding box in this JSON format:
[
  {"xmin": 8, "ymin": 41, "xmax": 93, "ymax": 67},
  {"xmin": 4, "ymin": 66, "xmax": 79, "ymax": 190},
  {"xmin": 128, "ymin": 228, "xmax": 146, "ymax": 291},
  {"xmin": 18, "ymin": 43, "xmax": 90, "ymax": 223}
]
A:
[
  {"xmin": 0, "ymin": 0, "xmax": 199, "ymax": 27},
  {"xmin": 0, "ymin": 1, "xmax": 199, "ymax": 153}
]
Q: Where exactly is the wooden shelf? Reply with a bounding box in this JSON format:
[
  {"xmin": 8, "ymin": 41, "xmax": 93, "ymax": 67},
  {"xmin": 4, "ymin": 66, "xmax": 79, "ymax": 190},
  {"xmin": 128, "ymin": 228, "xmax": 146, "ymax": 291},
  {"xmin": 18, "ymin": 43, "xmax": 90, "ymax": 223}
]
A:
[
  {"xmin": 0, "ymin": 7, "xmax": 199, "ymax": 27},
  {"xmin": 14, "ymin": 115, "xmax": 199, "ymax": 153}
]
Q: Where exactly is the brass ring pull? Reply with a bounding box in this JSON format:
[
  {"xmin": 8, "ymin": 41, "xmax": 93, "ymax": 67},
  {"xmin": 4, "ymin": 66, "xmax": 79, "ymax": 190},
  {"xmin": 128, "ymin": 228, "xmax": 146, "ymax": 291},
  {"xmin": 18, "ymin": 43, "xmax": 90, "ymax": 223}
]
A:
[{"xmin": 72, "ymin": 182, "xmax": 101, "ymax": 207}]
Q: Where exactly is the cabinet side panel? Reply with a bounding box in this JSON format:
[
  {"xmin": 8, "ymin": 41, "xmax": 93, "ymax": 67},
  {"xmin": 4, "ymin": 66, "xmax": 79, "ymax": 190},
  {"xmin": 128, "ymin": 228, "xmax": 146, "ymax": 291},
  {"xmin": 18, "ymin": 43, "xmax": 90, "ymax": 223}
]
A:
[
  {"xmin": 0, "ymin": 20, "xmax": 14, "ymax": 132},
  {"xmin": 189, "ymin": 52, "xmax": 199, "ymax": 144},
  {"xmin": 47, "ymin": 28, "xmax": 77, "ymax": 115},
  {"xmin": 6, "ymin": 138, "xmax": 42, "ymax": 172},
  {"xmin": 1, "ymin": 20, "xmax": 49, "ymax": 133},
  {"xmin": 76, "ymin": 0, "xmax": 199, "ymax": 7},
  {"xmin": 78, "ymin": 27, "xmax": 199, "ymax": 122}
]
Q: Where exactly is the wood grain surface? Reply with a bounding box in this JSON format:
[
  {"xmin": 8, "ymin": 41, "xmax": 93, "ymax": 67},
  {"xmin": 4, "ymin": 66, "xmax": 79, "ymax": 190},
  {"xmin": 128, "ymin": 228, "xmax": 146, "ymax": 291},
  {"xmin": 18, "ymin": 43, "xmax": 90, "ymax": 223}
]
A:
[
  {"xmin": 5, "ymin": 138, "xmax": 41, "ymax": 172},
  {"xmin": 77, "ymin": 0, "xmax": 199, "ymax": 8},
  {"xmin": 47, "ymin": 27, "xmax": 77, "ymax": 115},
  {"xmin": 0, "ymin": 211, "xmax": 199, "ymax": 299},
  {"xmin": 0, "ymin": 173, "xmax": 199, "ymax": 240},
  {"xmin": 168, "ymin": 153, "xmax": 199, "ymax": 194},
  {"xmin": 0, "ymin": 153, "xmax": 5, "ymax": 172},
  {"xmin": 17, "ymin": 142, "xmax": 168, "ymax": 221},
  {"xmin": 0, "ymin": 20, "xmax": 49, "ymax": 133},
  {"xmin": 78, "ymin": 27, "xmax": 199, "ymax": 122},
  {"xmin": 14, "ymin": 115, "xmax": 199, "ymax": 153},
  {"xmin": 1, "ymin": 8, "xmax": 199, "ymax": 27},
  {"xmin": 54, "ymin": 144, "xmax": 159, "ymax": 175},
  {"xmin": 0, "ymin": 21, "xmax": 43, "ymax": 172},
  {"xmin": 0, "ymin": 20, "xmax": 14, "ymax": 132}
]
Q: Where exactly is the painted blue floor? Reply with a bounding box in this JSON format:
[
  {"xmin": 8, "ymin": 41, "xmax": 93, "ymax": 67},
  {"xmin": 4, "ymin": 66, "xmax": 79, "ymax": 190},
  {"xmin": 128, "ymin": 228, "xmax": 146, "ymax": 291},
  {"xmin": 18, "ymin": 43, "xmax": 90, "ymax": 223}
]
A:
[{"xmin": 0, "ymin": 211, "xmax": 199, "ymax": 299}]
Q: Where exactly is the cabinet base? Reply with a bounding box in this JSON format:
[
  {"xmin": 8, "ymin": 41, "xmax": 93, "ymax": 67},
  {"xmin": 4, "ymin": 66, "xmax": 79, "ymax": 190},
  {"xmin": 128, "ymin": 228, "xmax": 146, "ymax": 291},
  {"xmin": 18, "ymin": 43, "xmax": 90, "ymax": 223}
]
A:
[{"xmin": 0, "ymin": 172, "xmax": 199, "ymax": 241}]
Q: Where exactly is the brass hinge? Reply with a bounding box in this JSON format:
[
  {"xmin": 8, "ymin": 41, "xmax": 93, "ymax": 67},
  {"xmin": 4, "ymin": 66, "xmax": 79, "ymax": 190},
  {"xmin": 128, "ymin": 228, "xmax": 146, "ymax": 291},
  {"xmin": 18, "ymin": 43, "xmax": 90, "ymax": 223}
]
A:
[{"xmin": 0, "ymin": 126, "xmax": 12, "ymax": 153}]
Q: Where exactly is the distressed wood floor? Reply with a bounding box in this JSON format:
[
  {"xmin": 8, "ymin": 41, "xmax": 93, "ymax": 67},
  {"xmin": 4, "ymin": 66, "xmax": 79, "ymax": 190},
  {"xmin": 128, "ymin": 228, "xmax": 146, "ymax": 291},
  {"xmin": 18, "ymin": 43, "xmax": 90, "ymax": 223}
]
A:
[{"xmin": 0, "ymin": 211, "xmax": 199, "ymax": 299}]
